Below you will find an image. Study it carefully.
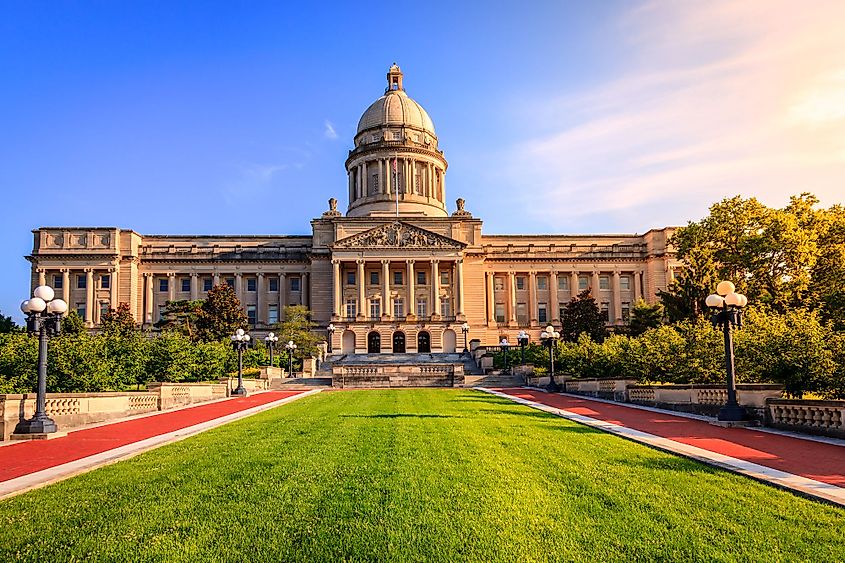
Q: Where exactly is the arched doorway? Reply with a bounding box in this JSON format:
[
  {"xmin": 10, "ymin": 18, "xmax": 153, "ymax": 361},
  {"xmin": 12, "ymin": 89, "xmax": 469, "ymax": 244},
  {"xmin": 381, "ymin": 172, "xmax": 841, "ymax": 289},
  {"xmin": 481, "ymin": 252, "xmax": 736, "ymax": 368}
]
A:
[
  {"xmin": 341, "ymin": 330, "xmax": 356, "ymax": 354},
  {"xmin": 417, "ymin": 331, "xmax": 431, "ymax": 353},
  {"xmin": 392, "ymin": 331, "xmax": 406, "ymax": 353},
  {"xmin": 367, "ymin": 331, "xmax": 381, "ymax": 354},
  {"xmin": 442, "ymin": 329, "xmax": 457, "ymax": 353}
]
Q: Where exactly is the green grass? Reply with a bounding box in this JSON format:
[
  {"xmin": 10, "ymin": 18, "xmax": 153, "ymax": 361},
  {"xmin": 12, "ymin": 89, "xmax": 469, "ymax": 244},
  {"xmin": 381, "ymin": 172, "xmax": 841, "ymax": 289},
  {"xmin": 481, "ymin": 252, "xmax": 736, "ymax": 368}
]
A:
[{"xmin": 1, "ymin": 389, "xmax": 842, "ymax": 562}]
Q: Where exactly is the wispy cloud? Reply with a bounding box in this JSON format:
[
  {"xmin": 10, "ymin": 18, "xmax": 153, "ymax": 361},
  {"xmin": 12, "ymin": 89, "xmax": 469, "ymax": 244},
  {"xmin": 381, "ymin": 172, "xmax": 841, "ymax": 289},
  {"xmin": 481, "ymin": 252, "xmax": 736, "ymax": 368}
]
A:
[
  {"xmin": 323, "ymin": 120, "xmax": 338, "ymax": 140},
  {"xmin": 504, "ymin": 0, "xmax": 845, "ymax": 231}
]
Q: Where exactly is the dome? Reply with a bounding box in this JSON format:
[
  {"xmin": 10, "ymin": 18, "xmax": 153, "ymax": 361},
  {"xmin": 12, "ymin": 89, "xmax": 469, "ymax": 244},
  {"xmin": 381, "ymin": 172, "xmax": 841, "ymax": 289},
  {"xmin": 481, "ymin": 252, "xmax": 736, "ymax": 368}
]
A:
[{"xmin": 356, "ymin": 65, "xmax": 436, "ymax": 134}]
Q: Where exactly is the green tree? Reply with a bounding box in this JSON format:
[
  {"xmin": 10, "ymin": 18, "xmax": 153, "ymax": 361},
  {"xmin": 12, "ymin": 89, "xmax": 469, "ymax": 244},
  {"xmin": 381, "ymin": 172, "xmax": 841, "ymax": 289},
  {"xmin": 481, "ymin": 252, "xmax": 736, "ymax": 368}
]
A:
[
  {"xmin": 100, "ymin": 302, "xmax": 137, "ymax": 337},
  {"xmin": 0, "ymin": 311, "xmax": 20, "ymax": 333},
  {"xmin": 0, "ymin": 333, "xmax": 37, "ymax": 392},
  {"xmin": 273, "ymin": 305, "xmax": 322, "ymax": 367},
  {"xmin": 808, "ymin": 202, "xmax": 845, "ymax": 329},
  {"xmin": 155, "ymin": 299, "xmax": 204, "ymax": 340},
  {"xmin": 628, "ymin": 299, "xmax": 664, "ymax": 336},
  {"xmin": 196, "ymin": 285, "xmax": 247, "ymax": 342},
  {"xmin": 560, "ymin": 289, "xmax": 607, "ymax": 343},
  {"xmin": 61, "ymin": 311, "xmax": 85, "ymax": 336}
]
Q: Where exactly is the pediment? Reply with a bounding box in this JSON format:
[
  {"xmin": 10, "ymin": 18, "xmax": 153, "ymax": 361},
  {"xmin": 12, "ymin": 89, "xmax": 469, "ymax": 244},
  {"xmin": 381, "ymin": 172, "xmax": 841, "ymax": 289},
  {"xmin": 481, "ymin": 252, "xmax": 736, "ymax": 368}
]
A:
[{"xmin": 333, "ymin": 221, "xmax": 466, "ymax": 250}]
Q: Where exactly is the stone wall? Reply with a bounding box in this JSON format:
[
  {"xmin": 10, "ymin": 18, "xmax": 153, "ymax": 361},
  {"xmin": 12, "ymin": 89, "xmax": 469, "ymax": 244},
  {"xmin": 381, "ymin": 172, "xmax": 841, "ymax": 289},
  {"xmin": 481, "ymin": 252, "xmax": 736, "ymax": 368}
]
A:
[
  {"xmin": 333, "ymin": 364, "xmax": 464, "ymax": 388},
  {"xmin": 766, "ymin": 399, "xmax": 845, "ymax": 439}
]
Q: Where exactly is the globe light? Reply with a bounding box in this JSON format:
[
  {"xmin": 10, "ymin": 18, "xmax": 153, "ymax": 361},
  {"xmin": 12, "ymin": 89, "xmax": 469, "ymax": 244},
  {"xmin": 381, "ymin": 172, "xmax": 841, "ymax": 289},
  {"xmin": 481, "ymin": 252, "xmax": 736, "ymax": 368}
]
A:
[
  {"xmin": 236, "ymin": 328, "xmax": 245, "ymax": 337},
  {"xmin": 20, "ymin": 300, "xmax": 31, "ymax": 313},
  {"xmin": 540, "ymin": 331, "xmax": 549, "ymax": 339},
  {"xmin": 33, "ymin": 285, "xmax": 55, "ymax": 302},
  {"xmin": 47, "ymin": 299, "xmax": 68, "ymax": 314},
  {"xmin": 724, "ymin": 292, "xmax": 741, "ymax": 306},
  {"xmin": 738, "ymin": 294, "xmax": 748, "ymax": 307},
  {"xmin": 243, "ymin": 335, "xmax": 251, "ymax": 342},
  {"xmin": 231, "ymin": 335, "xmax": 237, "ymax": 341},
  {"xmin": 28, "ymin": 297, "xmax": 47, "ymax": 313},
  {"xmin": 716, "ymin": 281, "xmax": 735, "ymax": 296},
  {"xmin": 705, "ymin": 294, "xmax": 725, "ymax": 308},
  {"xmin": 545, "ymin": 325, "xmax": 554, "ymax": 334}
]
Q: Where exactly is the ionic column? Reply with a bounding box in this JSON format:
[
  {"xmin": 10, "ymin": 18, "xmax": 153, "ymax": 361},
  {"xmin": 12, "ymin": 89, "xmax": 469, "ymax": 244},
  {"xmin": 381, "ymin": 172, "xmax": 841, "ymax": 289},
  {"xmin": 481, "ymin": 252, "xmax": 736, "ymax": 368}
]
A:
[
  {"xmin": 331, "ymin": 262, "xmax": 340, "ymax": 318},
  {"xmin": 550, "ymin": 271, "xmax": 559, "ymax": 323},
  {"xmin": 257, "ymin": 273, "xmax": 266, "ymax": 325},
  {"xmin": 190, "ymin": 273, "xmax": 199, "ymax": 300},
  {"xmin": 382, "ymin": 260, "xmax": 391, "ymax": 319},
  {"xmin": 456, "ymin": 259, "xmax": 465, "ymax": 318},
  {"xmin": 570, "ymin": 271, "xmax": 579, "ymax": 298},
  {"xmin": 144, "ymin": 273, "xmax": 153, "ymax": 324},
  {"xmin": 634, "ymin": 271, "xmax": 642, "ymax": 301},
  {"xmin": 235, "ymin": 272, "xmax": 243, "ymax": 303},
  {"xmin": 486, "ymin": 271, "xmax": 495, "ymax": 325},
  {"xmin": 110, "ymin": 268, "xmax": 118, "ymax": 308},
  {"xmin": 431, "ymin": 259, "xmax": 440, "ymax": 318},
  {"xmin": 529, "ymin": 271, "xmax": 538, "ymax": 326},
  {"xmin": 592, "ymin": 271, "xmax": 600, "ymax": 297},
  {"xmin": 85, "ymin": 269, "xmax": 94, "ymax": 326},
  {"xmin": 406, "ymin": 259, "xmax": 415, "ymax": 319},
  {"xmin": 168, "ymin": 272, "xmax": 176, "ymax": 303},
  {"xmin": 303, "ymin": 272, "xmax": 310, "ymax": 308},
  {"xmin": 280, "ymin": 272, "xmax": 288, "ymax": 320},
  {"xmin": 362, "ymin": 162, "xmax": 368, "ymax": 195},
  {"xmin": 357, "ymin": 260, "xmax": 365, "ymax": 319},
  {"xmin": 61, "ymin": 269, "xmax": 70, "ymax": 306},
  {"xmin": 507, "ymin": 272, "xmax": 516, "ymax": 325},
  {"xmin": 37, "ymin": 269, "xmax": 46, "ymax": 286},
  {"xmin": 612, "ymin": 271, "xmax": 622, "ymax": 323}
]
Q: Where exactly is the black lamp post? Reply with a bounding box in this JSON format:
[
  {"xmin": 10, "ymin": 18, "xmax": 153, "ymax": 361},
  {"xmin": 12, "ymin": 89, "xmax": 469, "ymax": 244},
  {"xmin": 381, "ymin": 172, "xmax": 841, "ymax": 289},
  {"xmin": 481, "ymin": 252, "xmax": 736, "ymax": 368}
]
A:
[
  {"xmin": 230, "ymin": 328, "xmax": 250, "ymax": 396},
  {"xmin": 264, "ymin": 332, "xmax": 278, "ymax": 366},
  {"xmin": 461, "ymin": 322, "xmax": 470, "ymax": 353},
  {"xmin": 15, "ymin": 285, "xmax": 68, "ymax": 435},
  {"xmin": 517, "ymin": 330, "xmax": 529, "ymax": 365},
  {"xmin": 500, "ymin": 338, "xmax": 510, "ymax": 374},
  {"xmin": 327, "ymin": 323, "xmax": 335, "ymax": 354},
  {"xmin": 285, "ymin": 339, "xmax": 298, "ymax": 377},
  {"xmin": 540, "ymin": 324, "xmax": 561, "ymax": 393},
  {"xmin": 706, "ymin": 281, "xmax": 749, "ymax": 422}
]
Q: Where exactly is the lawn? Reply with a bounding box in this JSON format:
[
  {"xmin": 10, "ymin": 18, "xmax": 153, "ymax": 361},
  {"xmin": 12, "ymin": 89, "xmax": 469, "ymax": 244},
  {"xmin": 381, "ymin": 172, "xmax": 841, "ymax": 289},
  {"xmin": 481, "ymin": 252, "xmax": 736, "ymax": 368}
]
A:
[{"xmin": 1, "ymin": 389, "xmax": 842, "ymax": 562}]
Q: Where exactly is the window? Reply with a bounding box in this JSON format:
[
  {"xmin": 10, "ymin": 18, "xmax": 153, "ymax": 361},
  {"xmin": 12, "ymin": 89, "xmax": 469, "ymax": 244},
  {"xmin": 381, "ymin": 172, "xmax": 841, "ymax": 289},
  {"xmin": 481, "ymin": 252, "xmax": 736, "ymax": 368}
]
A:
[
  {"xmin": 600, "ymin": 302, "xmax": 610, "ymax": 323},
  {"xmin": 494, "ymin": 277, "xmax": 504, "ymax": 291},
  {"xmin": 290, "ymin": 277, "xmax": 301, "ymax": 292},
  {"xmin": 538, "ymin": 303, "xmax": 547, "ymax": 324},
  {"xmin": 203, "ymin": 278, "xmax": 213, "ymax": 292},
  {"xmin": 268, "ymin": 305, "xmax": 279, "ymax": 325},
  {"xmin": 441, "ymin": 298, "xmax": 451, "ymax": 318},
  {"xmin": 159, "ymin": 278, "xmax": 168, "ymax": 292},
  {"xmin": 99, "ymin": 302, "xmax": 109, "ymax": 320},
  {"xmin": 558, "ymin": 276, "xmax": 569, "ymax": 291},
  {"xmin": 393, "ymin": 271, "xmax": 403, "ymax": 286},
  {"xmin": 247, "ymin": 278, "xmax": 257, "ymax": 292},
  {"xmin": 181, "ymin": 278, "xmax": 191, "ymax": 292},
  {"xmin": 537, "ymin": 276, "xmax": 547, "ymax": 290},
  {"xmin": 516, "ymin": 276, "xmax": 525, "ymax": 290},
  {"xmin": 53, "ymin": 274, "xmax": 63, "ymax": 289},
  {"xmin": 77, "ymin": 275, "xmax": 86, "ymax": 289},
  {"xmin": 101, "ymin": 275, "xmax": 110, "ymax": 289},
  {"xmin": 370, "ymin": 271, "xmax": 379, "ymax": 286},
  {"xmin": 417, "ymin": 271, "xmax": 426, "ymax": 285},
  {"xmin": 622, "ymin": 302, "xmax": 631, "ymax": 322},
  {"xmin": 157, "ymin": 305, "xmax": 165, "ymax": 322},
  {"xmin": 76, "ymin": 303, "xmax": 85, "ymax": 319},
  {"xmin": 372, "ymin": 134, "xmax": 380, "ymax": 143},
  {"xmin": 225, "ymin": 277, "xmax": 235, "ymax": 288},
  {"xmin": 620, "ymin": 275, "xmax": 631, "ymax": 290},
  {"xmin": 247, "ymin": 305, "xmax": 256, "ymax": 326},
  {"xmin": 495, "ymin": 303, "xmax": 505, "ymax": 323},
  {"xmin": 416, "ymin": 298, "xmax": 427, "ymax": 318},
  {"xmin": 578, "ymin": 276, "xmax": 589, "ymax": 290},
  {"xmin": 345, "ymin": 299, "xmax": 357, "ymax": 318},
  {"xmin": 369, "ymin": 174, "xmax": 379, "ymax": 195},
  {"xmin": 560, "ymin": 306, "xmax": 566, "ymax": 321},
  {"xmin": 370, "ymin": 298, "xmax": 381, "ymax": 319},
  {"xmin": 393, "ymin": 298, "xmax": 404, "ymax": 318},
  {"xmin": 440, "ymin": 271, "xmax": 449, "ymax": 286},
  {"xmin": 269, "ymin": 277, "xmax": 279, "ymax": 292},
  {"xmin": 516, "ymin": 302, "xmax": 528, "ymax": 325},
  {"xmin": 599, "ymin": 275, "xmax": 610, "ymax": 290},
  {"xmin": 346, "ymin": 271, "xmax": 356, "ymax": 286}
]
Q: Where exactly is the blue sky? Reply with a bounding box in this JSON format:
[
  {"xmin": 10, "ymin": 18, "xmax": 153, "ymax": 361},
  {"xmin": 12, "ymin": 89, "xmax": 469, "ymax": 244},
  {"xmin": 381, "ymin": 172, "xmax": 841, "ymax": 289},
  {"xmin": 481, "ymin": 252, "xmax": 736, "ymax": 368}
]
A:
[{"xmin": 2, "ymin": 1, "xmax": 844, "ymax": 321}]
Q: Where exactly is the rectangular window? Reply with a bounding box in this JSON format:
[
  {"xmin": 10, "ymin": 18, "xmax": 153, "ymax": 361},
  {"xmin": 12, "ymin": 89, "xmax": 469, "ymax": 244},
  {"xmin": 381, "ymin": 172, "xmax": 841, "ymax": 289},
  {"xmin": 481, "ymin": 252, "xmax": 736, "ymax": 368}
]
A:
[
  {"xmin": 601, "ymin": 302, "xmax": 610, "ymax": 323},
  {"xmin": 516, "ymin": 302, "xmax": 528, "ymax": 326},
  {"xmin": 537, "ymin": 276, "xmax": 547, "ymax": 290},
  {"xmin": 101, "ymin": 275, "xmax": 110, "ymax": 289},
  {"xmin": 516, "ymin": 276, "xmax": 525, "ymax": 290},
  {"xmin": 345, "ymin": 299, "xmax": 357, "ymax": 318},
  {"xmin": 560, "ymin": 306, "xmax": 566, "ymax": 321},
  {"xmin": 268, "ymin": 305, "xmax": 279, "ymax": 325},
  {"xmin": 558, "ymin": 276, "xmax": 569, "ymax": 291},
  {"xmin": 269, "ymin": 277, "xmax": 279, "ymax": 292},
  {"xmin": 495, "ymin": 303, "xmax": 505, "ymax": 323},
  {"xmin": 440, "ymin": 298, "xmax": 451, "ymax": 318},
  {"xmin": 440, "ymin": 271, "xmax": 449, "ymax": 286},
  {"xmin": 369, "ymin": 174, "xmax": 379, "ymax": 195},
  {"xmin": 578, "ymin": 276, "xmax": 589, "ymax": 290},
  {"xmin": 99, "ymin": 302, "xmax": 109, "ymax": 320},
  {"xmin": 346, "ymin": 271, "xmax": 356, "ymax": 286},
  {"xmin": 77, "ymin": 275, "xmax": 86, "ymax": 289},
  {"xmin": 393, "ymin": 271, "xmax": 403, "ymax": 286},
  {"xmin": 247, "ymin": 305, "xmax": 256, "ymax": 326},
  {"xmin": 370, "ymin": 298, "xmax": 381, "ymax": 319},
  {"xmin": 181, "ymin": 278, "xmax": 190, "ymax": 293},
  {"xmin": 76, "ymin": 303, "xmax": 85, "ymax": 319},
  {"xmin": 538, "ymin": 303, "xmax": 547, "ymax": 324},
  {"xmin": 417, "ymin": 271, "xmax": 426, "ymax": 286},
  {"xmin": 53, "ymin": 274, "xmax": 63, "ymax": 289},
  {"xmin": 599, "ymin": 275, "xmax": 610, "ymax": 290},
  {"xmin": 246, "ymin": 278, "xmax": 257, "ymax": 292},
  {"xmin": 159, "ymin": 278, "xmax": 168, "ymax": 292},
  {"xmin": 225, "ymin": 277, "xmax": 235, "ymax": 288},
  {"xmin": 620, "ymin": 275, "xmax": 631, "ymax": 290},
  {"xmin": 370, "ymin": 271, "xmax": 379, "ymax": 286},
  {"xmin": 290, "ymin": 277, "xmax": 301, "ymax": 292},
  {"xmin": 157, "ymin": 305, "xmax": 165, "ymax": 322},
  {"xmin": 203, "ymin": 277, "xmax": 213, "ymax": 292},
  {"xmin": 416, "ymin": 298, "xmax": 427, "ymax": 318},
  {"xmin": 622, "ymin": 302, "xmax": 631, "ymax": 322},
  {"xmin": 393, "ymin": 298, "xmax": 404, "ymax": 318},
  {"xmin": 494, "ymin": 277, "xmax": 504, "ymax": 291}
]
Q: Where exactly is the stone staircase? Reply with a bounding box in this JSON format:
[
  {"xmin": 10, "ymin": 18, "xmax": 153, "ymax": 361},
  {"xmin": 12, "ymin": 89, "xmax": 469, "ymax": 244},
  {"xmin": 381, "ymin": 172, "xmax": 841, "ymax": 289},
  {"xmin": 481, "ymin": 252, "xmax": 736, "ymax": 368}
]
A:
[
  {"xmin": 325, "ymin": 352, "xmax": 482, "ymax": 388},
  {"xmin": 464, "ymin": 372, "xmax": 525, "ymax": 388},
  {"xmin": 269, "ymin": 377, "xmax": 332, "ymax": 390}
]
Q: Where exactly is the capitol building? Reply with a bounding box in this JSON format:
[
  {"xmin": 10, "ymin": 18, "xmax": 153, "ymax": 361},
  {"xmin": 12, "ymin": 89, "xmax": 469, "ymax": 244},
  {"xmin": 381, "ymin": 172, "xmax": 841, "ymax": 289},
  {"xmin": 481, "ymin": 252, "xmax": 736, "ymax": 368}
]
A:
[{"xmin": 27, "ymin": 64, "xmax": 679, "ymax": 354}]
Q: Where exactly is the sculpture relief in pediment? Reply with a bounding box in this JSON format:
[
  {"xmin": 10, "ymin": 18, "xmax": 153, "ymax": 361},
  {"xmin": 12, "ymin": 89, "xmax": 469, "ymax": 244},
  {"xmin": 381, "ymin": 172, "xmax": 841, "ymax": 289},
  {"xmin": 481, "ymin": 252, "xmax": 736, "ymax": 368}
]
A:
[{"xmin": 334, "ymin": 221, "xmax": 465, "ymax": 250}]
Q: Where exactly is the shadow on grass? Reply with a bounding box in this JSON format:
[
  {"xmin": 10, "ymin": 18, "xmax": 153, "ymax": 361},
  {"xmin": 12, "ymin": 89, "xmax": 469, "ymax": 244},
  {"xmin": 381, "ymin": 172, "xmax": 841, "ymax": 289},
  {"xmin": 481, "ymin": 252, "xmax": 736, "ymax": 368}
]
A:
[{"xmin": 338, "ymin": 414, "xmax": 456, "ymax": 419}]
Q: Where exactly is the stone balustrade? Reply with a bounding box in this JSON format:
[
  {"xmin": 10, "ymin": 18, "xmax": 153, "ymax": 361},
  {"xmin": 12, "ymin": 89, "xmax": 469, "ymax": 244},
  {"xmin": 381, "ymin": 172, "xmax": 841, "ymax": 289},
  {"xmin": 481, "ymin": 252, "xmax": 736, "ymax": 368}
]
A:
[
  {"xmin": 626, "ymin": 383, "xmax": 783, "ymax": 419},
  {"xmin": 333, "ymin": 363, "xmax": 464, "ymax": 388},
  {"xmin": 767, "ymin": 399, "xmax": 845, "ymax": 439}
]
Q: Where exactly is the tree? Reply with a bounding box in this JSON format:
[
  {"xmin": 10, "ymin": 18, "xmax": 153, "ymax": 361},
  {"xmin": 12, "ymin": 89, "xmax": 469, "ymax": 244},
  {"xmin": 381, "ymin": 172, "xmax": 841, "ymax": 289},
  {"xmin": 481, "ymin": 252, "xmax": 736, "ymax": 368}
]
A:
[
  {"xmin": 195, "ymin": 285, "xmax": 247, "ymax": 342},
  {"xmin": 100, "ymin": 303, "xmax": 137, "ymax": 337},
  {"xmin": 61, "ymin": 311, "xmax": 85, "ymax": 335},
  {"xmin": 155, "ymin": 299, "xmax": 204, "ymax": 340},
  {"xmin": 658, "ymin": 223, "xmax": 719, "ymax": 321},
  {"xmin": 808, "ymin": 202, "xmax": 845, "ymax": 329},
  {"xmin": 273, "ymin": 305, "xmax": 323, "ymax": 366},
  {"xmin": 628, "ymin": 299, "xmax": 664, "ymax": 336},
  {"xmin": 560, "ymin": 289, "xmax": 607, "ymax": 343},
  {"xmin": 0, "ymin": 311, "xmax": 20, "ymax": 333}
]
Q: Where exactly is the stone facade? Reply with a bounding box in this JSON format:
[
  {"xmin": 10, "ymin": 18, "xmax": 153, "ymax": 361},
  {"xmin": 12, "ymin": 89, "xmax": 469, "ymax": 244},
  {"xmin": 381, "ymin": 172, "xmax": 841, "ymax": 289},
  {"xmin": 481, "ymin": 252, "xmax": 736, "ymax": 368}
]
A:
[{"xmin": 26, "ymin": 64, "xmax": 681, "ymax": 352}]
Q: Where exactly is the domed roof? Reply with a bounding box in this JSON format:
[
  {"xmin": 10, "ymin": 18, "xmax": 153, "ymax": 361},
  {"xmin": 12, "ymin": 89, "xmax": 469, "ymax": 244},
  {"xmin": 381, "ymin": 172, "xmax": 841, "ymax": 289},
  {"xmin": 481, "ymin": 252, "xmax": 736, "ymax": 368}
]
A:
[{"xmin": 356, "ymin": 64, "xmax": 436, "ymax": 134}]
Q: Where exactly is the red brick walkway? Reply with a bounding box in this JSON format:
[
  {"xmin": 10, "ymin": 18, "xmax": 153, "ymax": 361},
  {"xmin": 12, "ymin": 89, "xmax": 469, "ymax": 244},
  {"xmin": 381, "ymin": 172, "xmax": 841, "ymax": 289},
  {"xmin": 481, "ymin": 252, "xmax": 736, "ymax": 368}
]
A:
[
  {"xmin": 498, "ymin": 388, "xmax": 845, "ymax": 488},
  {"xmin": 0, "ymin": 391, "xmax": 303, "ymax": 483}
]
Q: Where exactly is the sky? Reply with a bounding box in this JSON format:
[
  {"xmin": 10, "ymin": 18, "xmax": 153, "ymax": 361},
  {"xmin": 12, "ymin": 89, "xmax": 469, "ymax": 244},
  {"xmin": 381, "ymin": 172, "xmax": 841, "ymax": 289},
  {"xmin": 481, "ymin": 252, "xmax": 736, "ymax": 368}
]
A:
[{"xmin": 1, "ymin": 1, "xmax": 844, "ymax": 321}]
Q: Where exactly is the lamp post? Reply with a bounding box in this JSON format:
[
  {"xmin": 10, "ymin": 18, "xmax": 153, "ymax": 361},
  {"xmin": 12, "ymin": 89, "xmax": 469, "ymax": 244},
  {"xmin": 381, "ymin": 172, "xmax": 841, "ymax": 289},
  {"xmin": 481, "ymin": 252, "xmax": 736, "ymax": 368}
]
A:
[
  {"xmin": 285, "ymin": 340, "xmax": 298, "ymax": 377},
  {"xmin": 706, "ymin": 281, "xmax": 749, "ymax": 422},
  {"xmin": 517, "ymin": 330, "xmax": 529, "ymax": 365},
  {"xmin": 540, "ymin": 324, "xmax": 561, "ymax": 393},
  {"xmin": 230, "ymin": 328, "xmax": 250, "ymax": 396},
  {"xmin": 15, "ymin": 285, "xmax": 67, "ymax": 435},
  {"xmin": 461, "ymin": 322, "xmax": 470, "ymax": 353},
  {"xmin": 327, "ymin": 323, "xmax": 335, "ymax": 354},
  {"xmin": 500, "ymin": 338, "xmax": 510, "ymax": 374},
  {"xmin": 264, "ymin": 332, "xmax": 279, "ymax": 366}
]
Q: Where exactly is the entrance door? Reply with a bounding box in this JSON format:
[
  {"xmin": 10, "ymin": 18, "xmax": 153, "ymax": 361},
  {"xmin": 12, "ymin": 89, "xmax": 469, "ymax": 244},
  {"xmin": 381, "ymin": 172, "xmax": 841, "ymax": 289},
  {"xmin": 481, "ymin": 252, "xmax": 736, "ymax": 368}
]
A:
[
  {"xmin": 367, "ymin": 331, "xmax": 381, "ymax": 354},
  {"xmin": 392, "ymin": 331, "xmax": 406, "ymax": 353},
  {"xmin": 417, "ymin": 331, "xmax": 431, "ymax": 353}
]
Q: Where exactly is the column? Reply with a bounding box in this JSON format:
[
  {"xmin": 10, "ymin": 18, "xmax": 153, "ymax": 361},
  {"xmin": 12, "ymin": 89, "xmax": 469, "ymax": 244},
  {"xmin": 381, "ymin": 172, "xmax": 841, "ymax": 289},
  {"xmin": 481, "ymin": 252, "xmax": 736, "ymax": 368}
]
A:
[
  {"xmin": 570, "ymin": 271, "xmax": 579, "ymax": 298},
  {"xmin": 61, "ymin": 269, "xmax": 70, "ymax": 307},
  {"xmin": 168, "ymin": 272, "xmax": 176, "ymax": 303},
  {"xmin": 213, "ymin": 272, "xmax": 220, "ymax": 286},
  {"xmin": 37, "ymin": 269, "xmax": 46, "ymax": 286},
  {"xmin": 190, "ymin": 273, "xmax": 199, "ymax": 300},
  {"xmin": 257, "ymin": 273, "xmax": 266, "ymax": 325},
  {"xmin": 382, "ymin": 260, "xmax": 391, "ymax": 319},
  {"xmin": 529, "ymin": 271, "xmax": 538, "ymax": 326},
  {"xmin": 85, "ymin": 269, "xmax": 94, "ymax": 326},
  {"xmin": 456, "ymin": 259, "xmax": 465, "ymax": 318},
  {"xmin": 486, "ymin": 271, "xmax": 495, "ymax": 325},
  {"xmin": 431, "ymin": 259, "xmax": 440, "ymax": 319},
  {"xmin": 406, "ymin": 259, "xmax": 415, "ymax": 319},
  {"xmin": 303, "ymin": 272, "xmax": 310, "ymax": 308},
  {"xmin": 357, "ymin": 260, "xmax": 365, "ymax": 319},
  {"xmin": 144, "ymin": 273, "xmax": 153, "ymax": 324},
  {"xmin": 612, "ymin": 271, "xmax": 622, "ymax": 323},
  {"xmin": 507, "ymin": 272, "xmax": 516, "ymax": 325},
  {"xmin": 550, "ymin": 271, "xmax": 560, "ymax": 323},
  {"xmin": 110, "ymin": 268, "xmax": 118, "ymax": 308},
  {"xmin": 279, "ymin": 272, "xmax": 288, "ymax": 320},
  {"xmin": 634, "ymin": 270, "xmax": 642, "ymax": 301},
  {"xmin": 592, "ymin": 271, "xmax": 600, "ymax": 297},
  {"xmin": 362, "ymin": 162, "xmax": 368, "ymax": 195},
  {"xmin": 235, "ymin": 272, "xmax": 243, "ymax": 303},
  {"xmin": 332, "ymin": 261, "xmax": 340, "ymax": 318}
]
